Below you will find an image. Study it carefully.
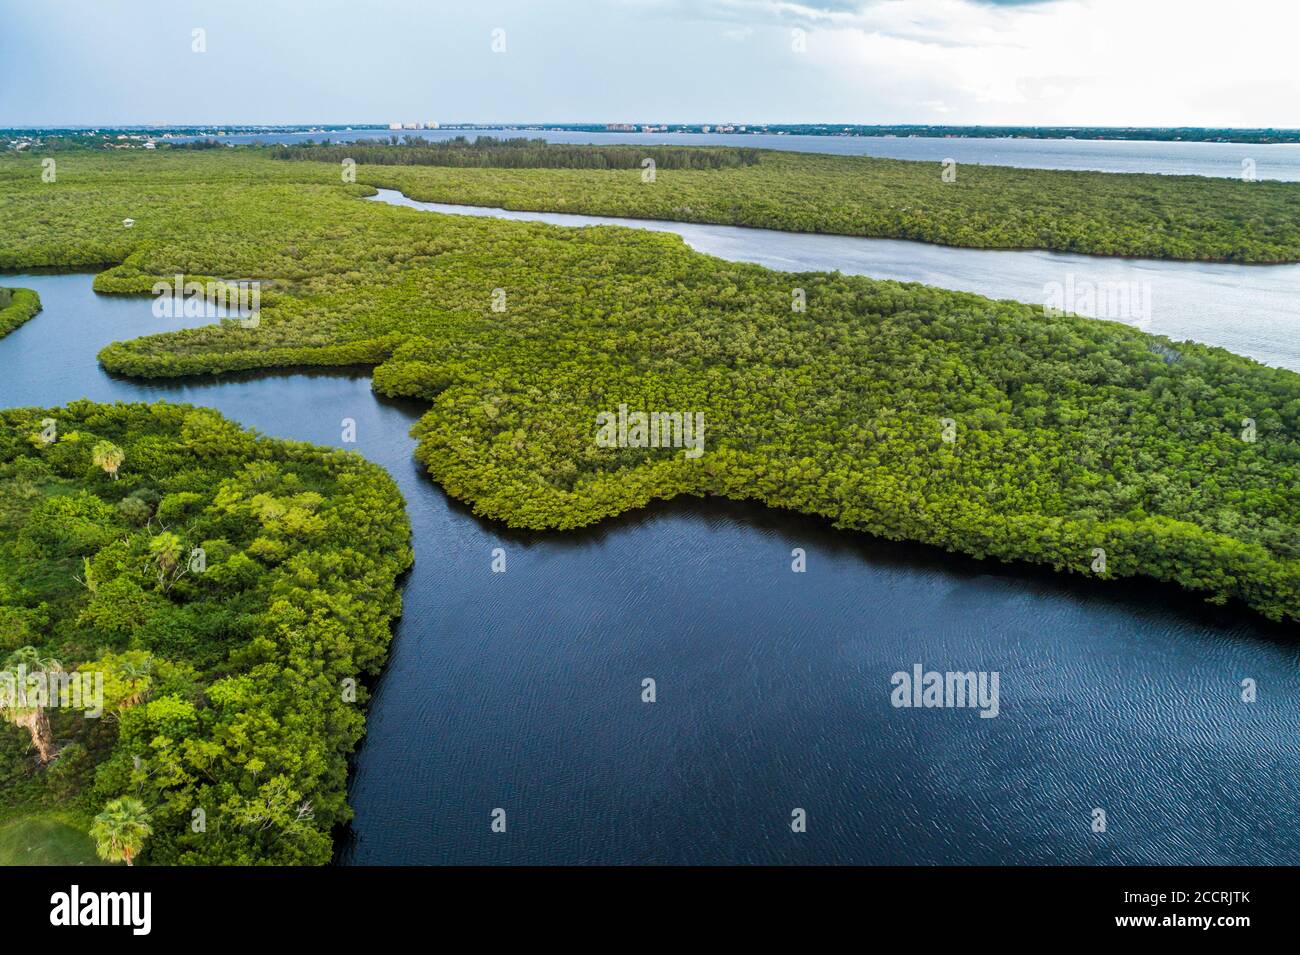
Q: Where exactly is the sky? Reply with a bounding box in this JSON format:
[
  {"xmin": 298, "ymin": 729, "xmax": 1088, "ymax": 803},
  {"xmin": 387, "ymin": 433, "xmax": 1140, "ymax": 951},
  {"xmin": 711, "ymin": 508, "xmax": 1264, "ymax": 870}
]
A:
[{"xmin": 1, "ymin": 0, "xmax": 1295, "ymax": 128}]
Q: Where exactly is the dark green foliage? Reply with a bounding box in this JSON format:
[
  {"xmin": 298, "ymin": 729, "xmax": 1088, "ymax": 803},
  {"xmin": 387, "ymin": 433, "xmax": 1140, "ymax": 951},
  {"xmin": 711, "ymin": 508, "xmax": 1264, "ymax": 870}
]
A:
[
  {"xmin": 1, "ymin": 150, "xmax": 1297, "ymax": 626},
  {"xmin": 360, "ymin": 149, "xmax": 1300, "ymax": 263},
  {"xmin": 0, "ymin": 287, "xmax": 41, "ymax": 337},
  {"xmin": 271, "ymin": 135, "xmax": 761, "ymax": 170},
  {"xmin": 0, "ymin": 401, "xmax": 411, "ymax": 864}
]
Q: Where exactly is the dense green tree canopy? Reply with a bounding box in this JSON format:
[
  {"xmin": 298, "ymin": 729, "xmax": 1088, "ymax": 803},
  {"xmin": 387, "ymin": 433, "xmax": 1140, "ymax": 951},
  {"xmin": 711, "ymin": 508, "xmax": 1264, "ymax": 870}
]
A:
[
  {"xmin": 0, "ymin": 150, "xmax": 1296, "ymax": 626},
  {"xmin": 343, "ymin": 145, "xmax": 1300, "ymax": 263},
  {"xmin": 272, "ymin": 135, "xmax": 762, "ymax": 170},
  {"xmin": 0, "ymin": 287, "xmax": 41, "ymax": 338},
  {"xmin": 0, "ymin": 401, "xmax": 411, "ymax": 864}
]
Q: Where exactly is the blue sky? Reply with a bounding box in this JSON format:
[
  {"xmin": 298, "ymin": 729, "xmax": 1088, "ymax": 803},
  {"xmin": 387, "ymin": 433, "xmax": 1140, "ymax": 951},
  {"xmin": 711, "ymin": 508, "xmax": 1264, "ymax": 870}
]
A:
[{"xmin": 1, "ymin": 0, "xmax": 1293, "ymax": 127}]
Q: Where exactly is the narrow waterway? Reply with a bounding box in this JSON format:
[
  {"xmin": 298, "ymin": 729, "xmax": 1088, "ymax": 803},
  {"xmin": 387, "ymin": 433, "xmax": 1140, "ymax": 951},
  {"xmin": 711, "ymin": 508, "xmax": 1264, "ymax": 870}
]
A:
[
  {"xmin": 2, "ymin": 213, "xmax": 1297, "ymax": 864},
  {"xmin": 371, "ymin": 188, "xmax": 1300, "ymax": 373}
]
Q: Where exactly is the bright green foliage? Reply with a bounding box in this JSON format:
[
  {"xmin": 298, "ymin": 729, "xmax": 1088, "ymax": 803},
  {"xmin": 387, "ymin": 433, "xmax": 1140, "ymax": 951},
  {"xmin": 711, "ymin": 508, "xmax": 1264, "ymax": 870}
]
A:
[
  {"xmin": 90, "ymin": 440, "xmax": 124, "ymax": 481},
  {"xmin": 1, "ymin": 150, "xmax": 1298, "ymax": 623},
  {"xmin": 0, "ymin": 287, "xmax": 41, "ymax": 338},
  {"xmin": 351, "ymin": 147, "xmax": 1300, "ymax": 262},
  {"xmin": 89, "ymin": 796, "xmax": 151, "ymax": 865},
  {"xmin": 0, "ymin": 401, "xmax": 412, "ymax": 864}
]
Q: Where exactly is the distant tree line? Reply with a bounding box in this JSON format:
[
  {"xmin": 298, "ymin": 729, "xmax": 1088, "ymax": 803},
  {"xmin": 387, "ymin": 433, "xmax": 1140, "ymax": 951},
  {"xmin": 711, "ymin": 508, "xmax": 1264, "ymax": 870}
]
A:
[
  {"xmin": 269, "ymin": 135, "xmax": 762, "ymax": 170},
  {"xmin": 358, "ymin": 148, "xmax": 1300, "ymax": 263},
  {"xmin": 164, "ymin": 138, "xmax": 226, "ymax": 150}
]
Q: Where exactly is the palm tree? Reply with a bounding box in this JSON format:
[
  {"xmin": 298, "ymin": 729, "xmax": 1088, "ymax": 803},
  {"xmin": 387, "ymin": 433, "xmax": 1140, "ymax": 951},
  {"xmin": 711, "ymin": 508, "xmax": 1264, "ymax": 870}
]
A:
[
  {"xmin": 91, "ymin": 440, "xmax": 124, "ymax": 480},
  {"xmin": 116, "ymin": 656, "xmax": 153, "ymax": 712},
  {"xmin": 148, "ymin": 532, "xmax": 185, "ymax": 590},
  {"xmin": 149, "ymin": 532, "xmax": 182, "ymax": 571},
  {"xmin": 90, "ymin": 798, "xmax": 152, "ymax": 866},
  {"xmin": 0, "ymin": 647, "xmax": 63, "ymax": 764}
]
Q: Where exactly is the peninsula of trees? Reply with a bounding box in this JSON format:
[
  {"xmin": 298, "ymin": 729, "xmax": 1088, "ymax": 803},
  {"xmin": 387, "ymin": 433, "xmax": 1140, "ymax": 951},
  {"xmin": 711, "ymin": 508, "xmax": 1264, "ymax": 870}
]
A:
[
  {"xmin": 0, "ymin": 287, "xmax": 41, "ymax": 338},
  {"xmin": 1, "ymin": 149, "xmax": 1297, "ymax": 628},
  {"xmin": 329, "ymin": 143, "xmax": 1300, "ymax": 262}
]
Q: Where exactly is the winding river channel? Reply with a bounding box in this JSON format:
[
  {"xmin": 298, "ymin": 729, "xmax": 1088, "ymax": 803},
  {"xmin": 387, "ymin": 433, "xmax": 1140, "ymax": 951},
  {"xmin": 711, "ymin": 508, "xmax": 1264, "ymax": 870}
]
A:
[
  {"xmin": 2, "ymin": 189, "xmax": 1297, "ymax": 864},
  {"xmin": 372, "ymin": 189, "xmax": 1300, "ymax": 373}
]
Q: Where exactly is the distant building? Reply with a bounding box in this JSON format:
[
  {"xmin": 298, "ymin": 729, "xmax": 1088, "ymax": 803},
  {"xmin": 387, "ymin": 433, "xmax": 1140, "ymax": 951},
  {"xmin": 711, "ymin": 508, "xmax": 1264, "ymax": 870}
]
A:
[{"xmin": 389, "ymin": 122, "xmax": 403, "ymax": 130}]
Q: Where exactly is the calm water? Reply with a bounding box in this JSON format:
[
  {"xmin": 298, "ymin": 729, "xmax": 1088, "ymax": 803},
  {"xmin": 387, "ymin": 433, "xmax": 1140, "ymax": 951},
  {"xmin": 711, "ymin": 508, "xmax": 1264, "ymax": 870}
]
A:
[
  {"xmin": 196, "ymin": 127, "xmax": 1300, "ymax": 181},
  {"xmin": 373, "ymin": 189, "xmax": 1300, "ymax": 372},
  {"xmin": 2, "ymin": 244, "xmax": 1297, "ymax": 864}
]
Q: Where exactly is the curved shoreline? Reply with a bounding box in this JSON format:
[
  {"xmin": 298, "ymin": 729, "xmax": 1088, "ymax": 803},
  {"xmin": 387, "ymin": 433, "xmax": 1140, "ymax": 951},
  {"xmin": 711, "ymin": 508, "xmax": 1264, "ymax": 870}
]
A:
[
  {"xmin": 363, "ymin": 182, "xmax": 1300, "ymax": 267},
  {"xmin": 0, "ymin": 286, "xmax": 42, "ymax": 338},
  {"xmin": 4, "ymin": 269, "xmax": 1298, "ymax": 866},
  {"xmin": 365, "ymin": 187, "xmax": 1300, "ymax": 373}
]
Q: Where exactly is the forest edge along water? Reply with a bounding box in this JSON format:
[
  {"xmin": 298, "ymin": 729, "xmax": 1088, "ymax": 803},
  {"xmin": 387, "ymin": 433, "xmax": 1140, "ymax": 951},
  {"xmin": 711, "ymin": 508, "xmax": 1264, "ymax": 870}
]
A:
[
  {"xmin": 2, "ymin": 164, "xmax": 1297, "ymax": 862},
  {"xmin": 366, "ymin": 187, "xmax": 1300, "ymax": 374}
]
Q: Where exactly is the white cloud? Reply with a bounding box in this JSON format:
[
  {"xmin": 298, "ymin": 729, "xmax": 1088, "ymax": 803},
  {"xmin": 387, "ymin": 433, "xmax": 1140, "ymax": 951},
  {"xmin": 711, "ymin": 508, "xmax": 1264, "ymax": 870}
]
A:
[
  {"xmin": 3, "ymin": 0, "xmax": 1295, "ymax": 126},
  {"xmin": 658, "ymin": 0, "xmax": 1300, "ymax": 125}
]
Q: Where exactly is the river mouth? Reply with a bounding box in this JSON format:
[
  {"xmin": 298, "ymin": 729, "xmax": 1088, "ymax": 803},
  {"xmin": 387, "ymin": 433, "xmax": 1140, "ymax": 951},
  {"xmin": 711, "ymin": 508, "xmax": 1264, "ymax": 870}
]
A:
[{"xmin": 3, "ymin": 237, "xmax": 1299, "ymax": 865}]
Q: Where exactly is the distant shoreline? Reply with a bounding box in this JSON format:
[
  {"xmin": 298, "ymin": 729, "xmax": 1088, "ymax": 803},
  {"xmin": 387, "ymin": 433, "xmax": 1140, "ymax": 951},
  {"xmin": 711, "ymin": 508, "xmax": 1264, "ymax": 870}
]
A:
[{"xmin": 6, "ymin": 123, "xmax": 1300, "ymax": 145}]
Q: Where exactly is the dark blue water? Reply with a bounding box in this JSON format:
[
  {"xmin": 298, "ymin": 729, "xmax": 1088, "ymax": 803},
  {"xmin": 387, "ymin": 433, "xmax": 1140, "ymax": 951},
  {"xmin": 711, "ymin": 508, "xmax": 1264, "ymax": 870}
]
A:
[
  {"xmin": 2, "ymin": 264, "xmax": 1296, "ymax": 866},
  {"xmin": 190, "ymin": 127, "xmax": 1300, "ymax": 181}
]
